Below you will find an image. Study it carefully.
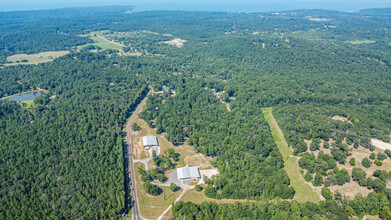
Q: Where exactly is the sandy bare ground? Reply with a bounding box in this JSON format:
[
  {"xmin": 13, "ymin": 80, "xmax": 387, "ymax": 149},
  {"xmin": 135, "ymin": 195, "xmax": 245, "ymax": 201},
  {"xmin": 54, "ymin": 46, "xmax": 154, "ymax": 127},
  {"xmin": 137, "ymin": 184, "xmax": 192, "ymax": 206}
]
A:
[
  {"xmin": 199, "ymin": 168, "xmax": 219, "ymax": 185},
  {"xmin": 163, "ymin": 38, "xmax": 187, "ymax": 48},
  {"xmin": 331, "ymin": 115, "xmax": 353, "ymax": 124},
  {"xmin": 371, "ymin": 138, "xmax": 391, "ymax": 151}
]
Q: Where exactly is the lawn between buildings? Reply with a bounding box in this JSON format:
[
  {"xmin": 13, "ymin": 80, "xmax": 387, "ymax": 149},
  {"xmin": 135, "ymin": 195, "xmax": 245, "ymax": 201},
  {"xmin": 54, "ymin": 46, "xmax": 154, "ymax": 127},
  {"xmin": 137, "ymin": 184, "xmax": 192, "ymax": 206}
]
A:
[
  {"xmin": 133, "ymin": 163, "xmax": 183, "ymax": 220},
  {"xmin": 262, "ymin": 107, "xmax": 321, "ymax": 203},
  {"xmin": 131, "ymin": 116, "xmax": 213, "ymax": 218}
]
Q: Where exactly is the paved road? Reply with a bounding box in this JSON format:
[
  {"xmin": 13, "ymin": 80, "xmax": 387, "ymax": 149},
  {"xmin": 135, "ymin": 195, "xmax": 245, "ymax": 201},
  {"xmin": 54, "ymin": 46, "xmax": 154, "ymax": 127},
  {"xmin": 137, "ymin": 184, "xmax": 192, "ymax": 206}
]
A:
[{"xmin": 126, "ymin": 89, "xmax": 151, "ymax": 220}]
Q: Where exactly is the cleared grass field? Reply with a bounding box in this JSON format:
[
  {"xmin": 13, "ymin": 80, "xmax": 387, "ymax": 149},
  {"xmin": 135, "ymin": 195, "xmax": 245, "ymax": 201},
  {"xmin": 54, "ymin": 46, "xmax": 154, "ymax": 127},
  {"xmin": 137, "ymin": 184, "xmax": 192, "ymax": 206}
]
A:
[
  {"xmin": 78, "ymin": 31, "xmax": 124, "ymax": 51},
  {"xmin": 5, "ymin": 51, "xmax": 70, "ymax": 66},
  {"xmin": 346, "ymin": 40, "xmax": 376, "ymax": 44},
  {"xmin": 262, "ymin": 107, "xmax": 321, "ymax": 203}
]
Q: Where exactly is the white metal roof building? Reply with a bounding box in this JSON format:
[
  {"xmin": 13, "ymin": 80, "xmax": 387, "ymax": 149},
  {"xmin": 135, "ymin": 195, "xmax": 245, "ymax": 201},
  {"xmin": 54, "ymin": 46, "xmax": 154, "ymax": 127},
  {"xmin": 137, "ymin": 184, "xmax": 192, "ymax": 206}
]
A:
[
  {"xmin": 142, "ymin": 136, "xmax": 158, "ymax": 149},
  {"xmin": 177, "ymin": 165, "xmax": 201, "ymax": 180}
]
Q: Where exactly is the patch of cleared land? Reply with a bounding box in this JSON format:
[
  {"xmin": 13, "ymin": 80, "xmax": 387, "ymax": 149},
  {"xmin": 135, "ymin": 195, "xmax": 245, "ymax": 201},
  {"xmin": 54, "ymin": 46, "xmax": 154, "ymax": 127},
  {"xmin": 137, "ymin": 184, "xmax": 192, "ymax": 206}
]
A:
[
  {"xmin": 346, "ymin": 40, "xmax": 376, "ymax": 45},
  {"xmin": 305, "ymin": 16, "xmax": 330, "ymax": 22},
  {"xmin": 5, "ymin": 51, "xmax": 69, "ymax": 66},
  {"xmin": 78, "ymin": 31, "xmax": 125, "ymax": 51},
  {"xmin": 303, "ymin": 138, "xmax": 391, "ymax": 199},
  {"xmin": 132, "ymin": 116, "xmax": 216, "ymax": 218},
  {"xmin": 262, "ymin": 107, "xmax": 321, "ymax": 203},
  {"xmin": 332, "ymin": 115, "xmax": 353, "ymax": 124},
  {"xmin": 181, "ymin": 188, "xmax": 252, "ymax": 204},
  {"xmin": 163, "ymin": 38, "xmax": 187, "ymax": 48},
  {"xmin": 371, "ymin": 138, "xmax": 391, "ymax": 151}
]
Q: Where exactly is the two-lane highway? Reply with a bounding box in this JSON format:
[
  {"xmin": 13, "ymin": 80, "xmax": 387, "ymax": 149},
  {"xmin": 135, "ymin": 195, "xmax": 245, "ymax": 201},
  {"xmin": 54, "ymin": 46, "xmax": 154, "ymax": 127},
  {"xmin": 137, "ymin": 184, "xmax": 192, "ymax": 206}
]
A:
[{"xmin": 126, "ymin": 89, "xmax": 151, "ymax": 220}]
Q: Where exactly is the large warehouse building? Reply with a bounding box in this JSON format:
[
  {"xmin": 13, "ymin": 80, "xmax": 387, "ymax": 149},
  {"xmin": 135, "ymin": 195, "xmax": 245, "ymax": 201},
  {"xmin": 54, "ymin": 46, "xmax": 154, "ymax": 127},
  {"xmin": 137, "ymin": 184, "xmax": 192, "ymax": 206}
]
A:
[
  {"xmin": 142, "ymin": 136, "xmax": 159, "ymax": 149},
  {"xmin": 177, "ymin": 165, "xmax": 201, "ymax": 181}
]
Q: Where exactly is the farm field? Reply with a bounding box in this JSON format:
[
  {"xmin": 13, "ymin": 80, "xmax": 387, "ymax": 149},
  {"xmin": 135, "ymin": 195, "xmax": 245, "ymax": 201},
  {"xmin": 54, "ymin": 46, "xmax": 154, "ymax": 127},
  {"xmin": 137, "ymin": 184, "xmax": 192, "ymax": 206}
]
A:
[
  {"xmin": 262, "ymin": 107, "xmax": 321, "ymax": 203},
  {"xmin": 5, "ymin": 51, "xmax": 69, "ymax": 66}
]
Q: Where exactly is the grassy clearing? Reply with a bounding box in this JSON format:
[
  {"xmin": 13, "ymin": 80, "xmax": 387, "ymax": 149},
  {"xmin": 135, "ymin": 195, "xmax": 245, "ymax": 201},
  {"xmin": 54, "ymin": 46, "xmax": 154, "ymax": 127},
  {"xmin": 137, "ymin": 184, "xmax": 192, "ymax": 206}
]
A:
[
  {"xmin": 181, "ymin": 188, "xmax": 251, "ymax": 204},
  {"xmin": 5, "ymin": 51, "xmax": 69, "ymax": 66},
  {"xmin": 262, "ymin": 107, "xmax": 321, "ymax": 203},
  {"xmin": 78, "ymin": 31, "xmax": 124, "ymax": 51},
  {"xmin": 346, "ymin": 40, "xmax": 376, "ymax": 45},
  {"xmin": 289, "ymin": 31, "xmax": 323, "ymax": 41},
  {"xmin": 20, "ymin": 100, "xmax": 36, "ymax": 109},
  {"xmin": 134, "ymin": 163, "xmax": 183, "ymax": 219}
]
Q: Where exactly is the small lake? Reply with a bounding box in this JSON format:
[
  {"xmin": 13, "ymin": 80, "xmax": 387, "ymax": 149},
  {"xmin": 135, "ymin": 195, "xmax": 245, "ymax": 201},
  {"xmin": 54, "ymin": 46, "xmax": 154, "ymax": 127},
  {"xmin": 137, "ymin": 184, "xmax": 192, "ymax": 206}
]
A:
[{"xmin": 7, "ymin": 91, "xmax": 43, "ymax": 102}]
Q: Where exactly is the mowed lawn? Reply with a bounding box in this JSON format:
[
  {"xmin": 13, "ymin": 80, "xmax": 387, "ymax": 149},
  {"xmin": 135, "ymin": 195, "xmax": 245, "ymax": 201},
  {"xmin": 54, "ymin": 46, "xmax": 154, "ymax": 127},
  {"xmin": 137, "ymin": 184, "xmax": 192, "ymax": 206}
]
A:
[
  {"xmin": 262, "ymin": 107, "xmax": 321, "ymax": 203},
  {"xmin": 133, "ymin": 163, "xmax": 183, "ymax": 220}
]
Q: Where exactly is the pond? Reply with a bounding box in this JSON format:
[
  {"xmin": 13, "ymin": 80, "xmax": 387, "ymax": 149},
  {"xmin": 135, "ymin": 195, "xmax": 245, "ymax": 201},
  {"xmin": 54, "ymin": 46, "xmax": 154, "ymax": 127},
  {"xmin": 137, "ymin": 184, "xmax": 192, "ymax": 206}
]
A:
[{"xmin": 7, "ymin": 91, "xmax": 43, "ymax": 102}]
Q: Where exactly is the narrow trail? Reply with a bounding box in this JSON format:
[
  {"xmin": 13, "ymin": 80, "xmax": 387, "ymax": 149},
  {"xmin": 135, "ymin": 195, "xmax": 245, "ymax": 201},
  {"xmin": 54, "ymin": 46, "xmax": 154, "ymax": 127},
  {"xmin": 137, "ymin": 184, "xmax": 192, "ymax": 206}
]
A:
[{"xmin": 262, "ymin": 107, "xmax": 321, "ymax": 203}]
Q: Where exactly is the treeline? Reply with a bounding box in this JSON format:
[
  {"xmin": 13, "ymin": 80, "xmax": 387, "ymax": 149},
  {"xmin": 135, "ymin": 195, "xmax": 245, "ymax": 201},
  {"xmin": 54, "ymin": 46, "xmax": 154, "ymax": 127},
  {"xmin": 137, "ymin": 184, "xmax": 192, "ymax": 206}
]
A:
[
  {"xmin": 0, "ymin": 53, "xmax": 147, "ymax": 219},
  {"xmin": 172, "ymin": 191, "xmax": 391, "ymax": 220}
]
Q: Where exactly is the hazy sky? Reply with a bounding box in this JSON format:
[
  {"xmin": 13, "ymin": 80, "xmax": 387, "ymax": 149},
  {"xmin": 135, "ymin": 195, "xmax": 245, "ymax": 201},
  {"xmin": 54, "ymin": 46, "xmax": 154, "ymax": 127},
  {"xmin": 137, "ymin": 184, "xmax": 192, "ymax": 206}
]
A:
[{"xmin": 1, "ymin": 0, "xmax": 391, "ymax": 12}]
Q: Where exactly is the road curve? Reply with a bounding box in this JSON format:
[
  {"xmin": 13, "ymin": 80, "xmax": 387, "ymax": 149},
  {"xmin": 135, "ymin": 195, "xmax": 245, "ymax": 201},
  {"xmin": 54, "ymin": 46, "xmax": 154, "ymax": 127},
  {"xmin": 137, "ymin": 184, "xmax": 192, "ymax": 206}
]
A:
[{"xmin": 126, "ymin": 88, "xmax": 151, "ymax": 220}]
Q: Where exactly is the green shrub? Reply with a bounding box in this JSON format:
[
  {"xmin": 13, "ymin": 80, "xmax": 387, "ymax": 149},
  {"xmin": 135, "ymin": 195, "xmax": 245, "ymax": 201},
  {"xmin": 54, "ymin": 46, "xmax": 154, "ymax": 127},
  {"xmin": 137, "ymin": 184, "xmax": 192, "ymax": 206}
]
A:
[
  {"xmin": 374, "ymin": 160, "xmax": 383, "ymax": 166},
  {"xmin": 312, "ymin": 173, "xmax": 323, "ymax": 186},
  {"xmin": 349, "ymin": 158, "xmax": 356, "ymax": 166},
  {"xmin": 143, "ymin": 183, "xmax": 162, "ymax": 196},
  {"xmin": 362, "ymin": 158, "xmax": 371, "ymax": 168},
  {"xmin": 321, "ymin": 187, "xmax": 333, "ymax": 200},
  {"xmin": 195, "ymin": 185, "xmax": 203, "ymax": 192},
  {"xmin": 377, "ymin": 153, "xmax": 387, "ymax": 161},
  {"xmin": 305, "ymin": 172, "xmax": 313, "ymax": 182},
  {"xmin": 170, "ymin": 183, "xmax": 180, "ymax": 192}
]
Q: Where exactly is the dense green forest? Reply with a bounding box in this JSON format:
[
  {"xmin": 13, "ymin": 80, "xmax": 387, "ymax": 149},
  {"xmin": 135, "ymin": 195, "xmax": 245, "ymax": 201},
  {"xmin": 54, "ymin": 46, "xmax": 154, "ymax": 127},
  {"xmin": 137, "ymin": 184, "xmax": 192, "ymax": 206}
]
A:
[
  {"xmin": 1, "ymin": 6, "xmax": 391, "ymax": 219},
  {"xmin": 0, "ymin": 54, "xmax": 147, "ymax": 219}
]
